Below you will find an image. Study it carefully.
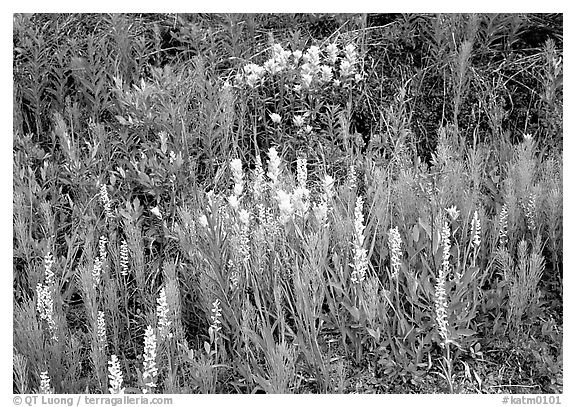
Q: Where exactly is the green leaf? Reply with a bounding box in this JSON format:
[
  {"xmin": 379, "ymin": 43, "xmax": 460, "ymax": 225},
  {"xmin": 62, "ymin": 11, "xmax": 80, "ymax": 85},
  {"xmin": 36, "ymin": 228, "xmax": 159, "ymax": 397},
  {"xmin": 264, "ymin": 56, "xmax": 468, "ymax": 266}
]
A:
[
  {"xmin": 456, "ymin": 328, "xmax": 476, "ymax": 337},
  {"xmin": 412, "ymin": 224, "xmax": 420, "ymax": 243}
]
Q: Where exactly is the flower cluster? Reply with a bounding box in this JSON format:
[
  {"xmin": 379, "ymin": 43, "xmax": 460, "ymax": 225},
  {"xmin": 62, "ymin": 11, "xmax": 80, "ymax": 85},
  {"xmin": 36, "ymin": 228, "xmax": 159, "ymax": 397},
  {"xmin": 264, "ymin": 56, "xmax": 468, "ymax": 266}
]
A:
[
  {"xmin": 44, "ymin": 252, "xmax": 55, "ymax": 286},
  {"xmin": 267, "ymin": 147, "xmax": 282, "ymax": 189},
  {"xmin": 156, "ymin": 287, "xmax": 172, "ymax": 340},
  {"xmin": 98, "ymin": 236, "xmax": 108, "ymax": 263},
  {"xmin": 108, "ymin": 354, "xmax": 125, "ymax": 394},
  {"xmin": 209, "ymin": 299, "xmax": 222, "ymax": 342},
  {"xmin": 351, "ymin": 196, "xmax": 369, "ymax": 284},
  {"xmin": 97, "ymin": 310, "xmax": 107, "ymax": 349},
  {"xmin": 36, "ymin": 252, "xmax": 57, "ymax": 341},
  {"xmin": 142, "ymin": 325, "xmax": 158, "ymax": 394},
  {"xmin": 230, "ymin": 158, "xmax": 244, "ymax": 197},
  {"xmin": 39, "ymin": 371, "xmax": 52, "ymax": 394},
  {"xmin": 347, "ymin": 164, "xmax": 357, "ymax": 190},
  {"xmin": 292, "ymin": 156, "xmax": 310, "ymax": 216},
  {"xmin": 229, "ymin": 259, "xmax": 240, "ymax": 291},
  {"xmin": 499, "ymin": 203, "xmax": 509, "ymax": 247},
  {"xmin": 92, "ymin": 236, "xmax": 107, "ymax": 289},
  {"xmin": 445, "ymin": 205, "xmax": 460, "ymax": 221},
  {"xmin": 269, "ymin": 112, "xmax": 282, "ymax": 124},
  {"xmin": 36, "ymin": 284, "xmax": 57, "ymax": 340},
  {"xmin": 434, "ymin": 221, "xmax": 452, "ymax": 346},
  {"xmin": 388, "ymin": 227, "xmax": 402, "ymax": 279},
  {"xmin": 99, "ymin": 184, "xmax": 114, "ymax": 221},
  {"xmin": 92, "ymin": 257, "xmax": 102, "ymax": 289},
  {"xmin": 441, "ymin": 221, "xmax": 451, "ymax": 276},
  {"xmin": 276, "ymin": 189, "xmax": 294, "ymax": 225},
  {"xmin": 340, "ymin": 44, "xmax": 359, "ymax": 78},
  {"xmin": 227, "ymin": 158, "xmax": 251, "ymax": 289},
  {"xmin": 236, "ymin": 42, "xmax": 362, "ymax": 91},
  {"xmin": 119, "ymin": 239, "xmax": 129, "ymax": 277},
  {"xmin": 242, "ymin": 63, "xmax": 266, "ymax": 88},
  {"xmin": 522, "ymin": 193, "xmax": 537, "ymax": 231},
  {"xmin": 470, "ymin": 210, "xmax": 481, "ymax": 247}
]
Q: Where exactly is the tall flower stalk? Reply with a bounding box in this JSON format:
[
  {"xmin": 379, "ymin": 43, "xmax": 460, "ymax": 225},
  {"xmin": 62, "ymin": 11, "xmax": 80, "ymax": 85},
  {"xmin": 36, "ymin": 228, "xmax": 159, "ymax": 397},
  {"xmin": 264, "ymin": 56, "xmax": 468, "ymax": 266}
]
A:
[
  {"xmin": 108, "ymin": 355, "xmax": 125, "ymax": 394},
  {"xmin": 499, "ymin": 203, "xmax": 509, "ymax": 248},
  {"xmin": 388, "ymin": 227, "xmax": 402, "ymax": 280},
  {"xmin": 435, "ymin": 221, "xmax": 454, "ymax": 392},
  {"xmin": 142, "ymin": 325, "xmax": 158, "ymax": 394},
  {"xmin": 39, "ymin": 371, "xmax": 52, "ymax": 394},
  {"xmin": 470, "ymin": 210, "xmax": 481, "ymax": 267},
  {"xmin": 351, "ymin": 196, "xmax": 368, "ymax": 284},
  {"xmin": 156, "ymin": 287, "xmax": 172, "ymax": 341},
  {"xmin": 36, "ymin": 252, "xmax": 57, "ymax": 341}
]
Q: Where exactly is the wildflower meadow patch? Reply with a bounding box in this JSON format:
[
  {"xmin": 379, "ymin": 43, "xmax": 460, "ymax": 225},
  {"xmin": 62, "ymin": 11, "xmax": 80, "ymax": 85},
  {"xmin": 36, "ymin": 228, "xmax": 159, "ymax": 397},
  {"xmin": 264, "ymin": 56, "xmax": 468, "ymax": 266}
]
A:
[{"xmin": 13, "ymin": 13, "xmax": 562, "ymax": 395}]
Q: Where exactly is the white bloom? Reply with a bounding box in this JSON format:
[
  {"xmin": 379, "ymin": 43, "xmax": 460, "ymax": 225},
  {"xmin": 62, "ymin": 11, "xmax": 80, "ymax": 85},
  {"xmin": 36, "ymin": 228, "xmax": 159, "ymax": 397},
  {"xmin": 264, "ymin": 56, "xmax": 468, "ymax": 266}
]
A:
[
  {"xmin": 92, "ymin": 257, "xmax": 102, "ymax": 288},
  {"xmin": 119, "ymin": 240, "xmax": 129, "ymax": 277},
  {"xmin": 323, "ymin": 175, "xmax": 335, "ymax": 201},
  {"xmin": 292, "ymin": 50, "xmax": 302, "ymax": 64},
  {"xmin": 276, "ymin": 189, "xmax": 294, "ymax": 224},
  {"xmin": 99, "ymin": 184, "xmax": 114, "ymax": 221},
  {"xmin": 445, "ymin": 205, "xmax": 460, "ymax": 221},
  {"xmin": 272, "ymin": 44, "xmax": 291, "ymax": 68},
  {"xmin": 270, "ymin": 113, "xmax": 282, "ymax": 124},
  {"xmin": 292, "ymin": 187, "xmax": 310, "ymax": 215},
  {"xmin": 267, "ymin": 147, "xmax": 282, "ymax": 188},
  {"xmin": 325, "ymin": 43, "xmax": 339, "ymax": 64},
  {"xmin": 36, "ymin": 283, "xmax": 57, "ymax": 340},
  {"xmin": 320, "ymin": 65, "xmax": 333, "ymax": 82},
  {"xmin": 441, "ymin": 221, "xmax": 451, "ymax": 275},
  {"xmin": 351, "ymin": 196, "xmax": 368, "ymax": 284},
  {"xmin": 108, "ymin": 355, "xmax": 125, "ymax": 394},
  {"xmin": 238, "ymin": 209, "xmax": 250, "ymax": 226},
  {"xmin": 98, "ymin": 236, "xmax": 108, "ymax": 263},
  {"xmin": 340, "ymin": 60, "xmax": 354, "ymax": 77},
  {"xmin": 209, "ymin": 299, "xmax": 222, "ymax": 340},
  {"xmin": 347, "ymin": 164, "xmax": 357, "ymax": 189},
  {"xmin": 150, "ymin": 206, "xmax": 162, "ymax": 220},
  {"xmin": 296, "ymin": 156, "xmax": 307, "ymax": 189},
  {"xmin": 304, "ymin": 45, "xmax": 321, "ymax": 67},
  {"xmin": 344, "ymin": 43, "xmax": 357, "ymax": 64},
  {"xmin": 244, "ymin": 63, "xmax": 265, "ymax": 77},
  {"xmin": 246, "ymin": 73, "xmax": 260, "ymax": 88},
  {"xmin": 293, "ymin": 115, "xmax": 305, "ymax": 127},
  {"xmin": 304, "ymin": 125, "xmax": 313, "ymax": 134},
  {"xmin": 39, "ymin": 371, "xmax": 52, "ymax": 394},
  {"xmin": 228, "ymin": 194, "xmax": 240, "ymax": 211},
  {"xmin": 435, "ymin": 221, "xmax": 451, "ymax": 346},
  {"xmin": 97, "ymin": 311, "xmax": 107, "ymax": 348},
  {"xmin": 471, "ymin": 210, "xmax": 481, "ymax": 247},
  {"xmin": 44, "ymin": 252, "xmax": 55, "ymax": 286},
  {"xmin": 388, "ymin": 227, "xmax": 402, "ymax": 279},
  {"xmin": 142, "ymin": 325, "xmax": 158, "ymax": 394},
  {"xmin": 156, "ymin": 287, "xmax": 172, "ymax": 340},
  {"xmin": 294, "ymin": 84, "xmax": 302, "ymax": 92},
  {"xmin": 264, "ymin": 58, "xmax": 280, "ymax": 75},
  {"xmin": 301, "ymin": 73, "xmax": 313, "ymax": 88},
  {"xmin": 354, "ymin": 73, "xmax": 363, "ymax": 82},
  {"xmin": 198, "ymin": 214, "xmax": 209, "ymax": 228},
  {"xmin": 499, "ymin": 204, "xmax": 508, "ymax": 247},
  {"xmin": 230, "ymin": 158, "xmax": 244, "ymax": 196}
]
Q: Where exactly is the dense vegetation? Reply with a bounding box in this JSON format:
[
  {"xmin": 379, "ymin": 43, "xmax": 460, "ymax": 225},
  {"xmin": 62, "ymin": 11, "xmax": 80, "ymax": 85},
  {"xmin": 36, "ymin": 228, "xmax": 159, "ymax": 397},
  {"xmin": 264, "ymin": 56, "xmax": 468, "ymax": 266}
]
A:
[{"xmin": 13, "ymin": 13, "xmax": 562, "ymax": 394}]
